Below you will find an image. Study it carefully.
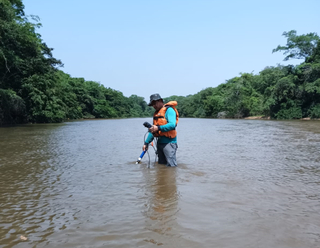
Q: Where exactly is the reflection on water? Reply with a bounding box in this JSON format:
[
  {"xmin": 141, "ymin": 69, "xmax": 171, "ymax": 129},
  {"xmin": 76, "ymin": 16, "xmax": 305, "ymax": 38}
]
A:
[
  {"xmin": 0, "ymin": 119, "xmax": 320, "ymax": 248},
  {"xmin": 142, "ymin": 166, "xmax": 179, "ymax": 246}
]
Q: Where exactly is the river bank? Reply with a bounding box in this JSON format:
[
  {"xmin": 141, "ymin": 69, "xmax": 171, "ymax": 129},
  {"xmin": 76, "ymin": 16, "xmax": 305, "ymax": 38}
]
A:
[{"xmin": 244, "ymin": 115, "xmax": 320, "ymax": 120}]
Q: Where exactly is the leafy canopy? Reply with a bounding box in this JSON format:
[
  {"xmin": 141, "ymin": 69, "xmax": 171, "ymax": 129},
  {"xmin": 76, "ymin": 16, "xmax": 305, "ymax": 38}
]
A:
[{"xmin": 272, "ymin": 30, "xmax": 320, "ymax": 61}]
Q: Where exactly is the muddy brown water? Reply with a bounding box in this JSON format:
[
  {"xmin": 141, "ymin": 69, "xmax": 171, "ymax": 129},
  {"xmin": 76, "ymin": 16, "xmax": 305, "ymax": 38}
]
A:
[{"xmin": 0, "ymin": 118, "xmax": 320, "ymax": 248}]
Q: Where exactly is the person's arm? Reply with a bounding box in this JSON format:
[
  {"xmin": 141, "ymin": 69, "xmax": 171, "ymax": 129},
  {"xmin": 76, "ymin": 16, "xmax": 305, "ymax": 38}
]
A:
[{"xmin": 143, "ymin": 132, "xmax": 154, "ymax": 151}]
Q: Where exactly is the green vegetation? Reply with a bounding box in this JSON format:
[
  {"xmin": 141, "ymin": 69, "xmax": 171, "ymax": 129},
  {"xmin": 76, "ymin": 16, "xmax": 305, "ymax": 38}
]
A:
[
  {"xmin": 1, "ymin": 0, "xmax": 320, "ymax": 124},
  {"xmin": 0, "ymin": 0, "xmax": 152, "ymax": 124},
  {"xmin": 165, "ymin": 31, "xmax": 320, "ymax": 120}
]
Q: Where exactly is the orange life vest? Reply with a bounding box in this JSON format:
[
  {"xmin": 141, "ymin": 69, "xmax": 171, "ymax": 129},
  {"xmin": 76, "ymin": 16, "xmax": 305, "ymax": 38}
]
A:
[{"xmin": 153, "ymin": 101, "xmax": 179, "ymax": 138}]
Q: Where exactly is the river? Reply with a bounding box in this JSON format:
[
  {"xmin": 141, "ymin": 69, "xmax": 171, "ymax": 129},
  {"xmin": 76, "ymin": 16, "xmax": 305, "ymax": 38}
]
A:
[{"xmin": 0, "ymin": 118, "xmax": 320, "ymax": 248}]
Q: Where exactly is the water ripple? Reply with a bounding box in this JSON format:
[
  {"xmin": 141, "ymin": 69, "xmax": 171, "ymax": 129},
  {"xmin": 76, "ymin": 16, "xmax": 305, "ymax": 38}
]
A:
[{"xmin": 1, "ymin": 119, "xmax": 320, "ymax": 247}]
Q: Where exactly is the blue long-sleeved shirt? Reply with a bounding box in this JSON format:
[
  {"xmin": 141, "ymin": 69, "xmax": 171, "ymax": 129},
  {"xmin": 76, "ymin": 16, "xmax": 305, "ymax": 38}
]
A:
[{"xmin": 145, "ymin": 107, "xmax": 177, "ymax": 144}]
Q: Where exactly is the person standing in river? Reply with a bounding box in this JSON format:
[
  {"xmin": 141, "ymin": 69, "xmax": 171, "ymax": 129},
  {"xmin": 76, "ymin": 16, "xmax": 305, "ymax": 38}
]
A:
[{"xmin": 143, "ymin": 93, "xmax": 179, "ymax": 167}]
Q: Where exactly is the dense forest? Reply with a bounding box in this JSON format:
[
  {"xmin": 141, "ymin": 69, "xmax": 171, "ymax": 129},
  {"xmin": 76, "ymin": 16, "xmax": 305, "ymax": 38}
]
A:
[
  {"xmin": 0, "ymin": 0, "xmax": 153, "ymax": 124},
  {"xmin": 1, "ymin": 0, "xmax": 320, "ymax": 125},
  {"xmin": 168, "ymin": 32, "xmax": 320, "ymax": 120},
  {"xmin": 165, "ymin": 30, "xmax": 320, "ymax": 119}
]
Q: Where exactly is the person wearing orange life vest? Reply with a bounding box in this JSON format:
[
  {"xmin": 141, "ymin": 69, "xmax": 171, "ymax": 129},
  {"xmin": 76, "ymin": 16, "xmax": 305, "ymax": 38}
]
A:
[{"xmin": 143, "ymin": 93, "xmax": 179, "ymax": 167}]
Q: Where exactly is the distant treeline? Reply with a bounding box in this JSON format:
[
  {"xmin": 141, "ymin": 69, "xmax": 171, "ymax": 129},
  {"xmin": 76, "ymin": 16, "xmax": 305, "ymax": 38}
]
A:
[
  {"xmin": 0, "ymin": 0, "xmax": 153, "ymax": 125},
  {"xmin": 1, "ymin": 0, "xmax": 320, "ymax": 125},
  {"xmin": 165, "ymin": 30, "xmax": 320, "ymax": 119}
]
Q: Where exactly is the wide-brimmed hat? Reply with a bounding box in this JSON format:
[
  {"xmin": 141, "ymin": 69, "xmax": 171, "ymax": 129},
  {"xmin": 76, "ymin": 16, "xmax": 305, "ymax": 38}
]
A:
[{"xmin": 148, "ymin": 93, "xmax": 162, "ymax": 106}]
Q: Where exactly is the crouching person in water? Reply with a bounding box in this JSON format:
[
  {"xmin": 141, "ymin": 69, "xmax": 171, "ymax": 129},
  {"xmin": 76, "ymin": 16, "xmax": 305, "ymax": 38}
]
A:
[{"xmin": 143, "ymin": 93, "xmax": 179, "ymax": 167}]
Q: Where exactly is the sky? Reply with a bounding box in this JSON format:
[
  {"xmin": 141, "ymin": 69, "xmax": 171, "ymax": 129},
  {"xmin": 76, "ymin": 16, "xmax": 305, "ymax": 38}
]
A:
[{"xmin": 23, "ymin": 0, "xmax": 320, "ymax": 102}]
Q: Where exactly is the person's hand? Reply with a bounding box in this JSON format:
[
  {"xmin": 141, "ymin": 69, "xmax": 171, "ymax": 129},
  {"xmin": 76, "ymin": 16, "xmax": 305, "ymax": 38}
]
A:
[
  {"xmin": 149, "ymin": 125, "xmax": 159, "ymax": 133},
  {"xmin": 143, "ymin": 145, "xmax": 148, "ymax": 151}
]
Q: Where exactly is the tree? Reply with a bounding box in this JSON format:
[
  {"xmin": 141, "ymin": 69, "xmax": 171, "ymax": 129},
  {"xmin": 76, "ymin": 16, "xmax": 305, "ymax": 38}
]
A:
[
  {"xmin": 0, "ymin": 0, "xmax": 63, "ymax": 123},
  {"xmin": 0, "ymin": 89, "xmax": 26, "ymax": 124},
  {"xmin": 272, "ymin": 30, "xmax": 319, "ymax": 61},
  {"xmin": 204, "ymin": 95, "xmax": 224, "ymax": 117},
  {"xmin": 306, "ymin": 40, "xmax": 320, "ymax": 63},
  {"xmin": 21, "ymin": 73, "xmax": 66, "ymax": 122}
]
